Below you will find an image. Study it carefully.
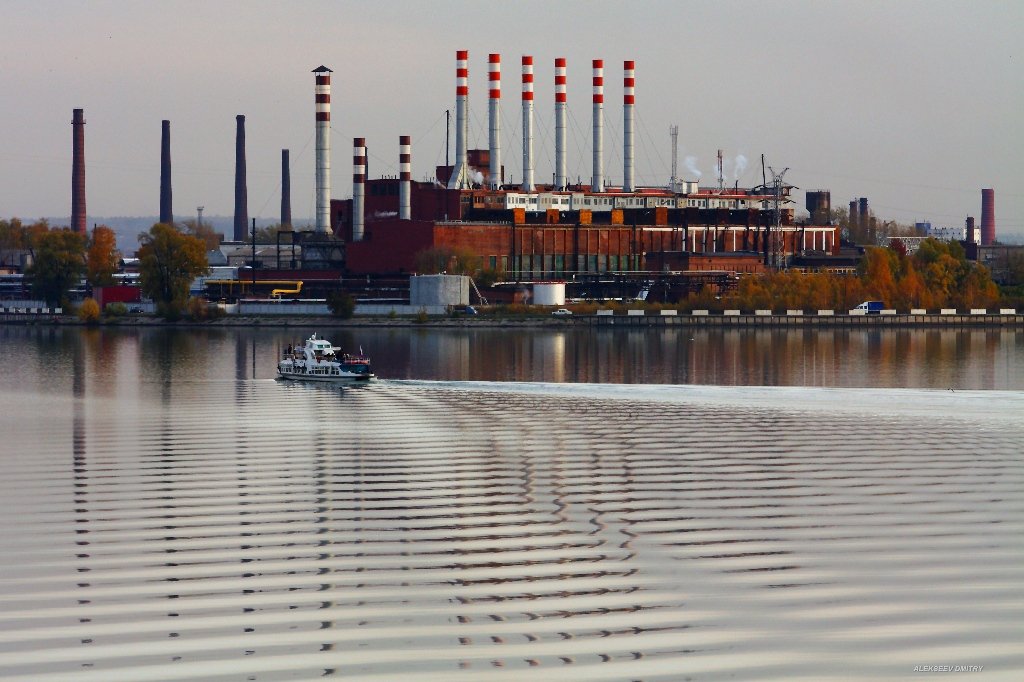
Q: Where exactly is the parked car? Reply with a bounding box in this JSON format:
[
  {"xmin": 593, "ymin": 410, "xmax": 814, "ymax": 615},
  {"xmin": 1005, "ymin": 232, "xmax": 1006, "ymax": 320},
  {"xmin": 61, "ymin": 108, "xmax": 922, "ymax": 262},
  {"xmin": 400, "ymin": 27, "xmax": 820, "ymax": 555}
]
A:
[{"xmin": 551, "ymin": 308, "xmax": 573, "ymax": 316}]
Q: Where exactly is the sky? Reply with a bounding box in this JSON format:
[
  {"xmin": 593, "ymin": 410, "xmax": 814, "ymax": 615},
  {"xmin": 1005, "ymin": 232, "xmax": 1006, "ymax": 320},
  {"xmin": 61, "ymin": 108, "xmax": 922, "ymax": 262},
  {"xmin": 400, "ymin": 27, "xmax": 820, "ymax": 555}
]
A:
[{"xmin": 1, "ymin": 0, "xmax": 1022, "ymax": 240}]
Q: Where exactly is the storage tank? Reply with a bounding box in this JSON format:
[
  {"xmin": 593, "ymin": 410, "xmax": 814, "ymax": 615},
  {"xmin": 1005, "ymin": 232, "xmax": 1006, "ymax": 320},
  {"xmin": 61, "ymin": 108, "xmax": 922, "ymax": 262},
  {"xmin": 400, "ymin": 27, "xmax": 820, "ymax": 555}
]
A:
[
  {"xmin": 410, "ymin": 274, "xmax": 469, "ymax": 306},
  {"xmin": 533, "ymin": 281, "xmax": 566, "ymax": 306}
]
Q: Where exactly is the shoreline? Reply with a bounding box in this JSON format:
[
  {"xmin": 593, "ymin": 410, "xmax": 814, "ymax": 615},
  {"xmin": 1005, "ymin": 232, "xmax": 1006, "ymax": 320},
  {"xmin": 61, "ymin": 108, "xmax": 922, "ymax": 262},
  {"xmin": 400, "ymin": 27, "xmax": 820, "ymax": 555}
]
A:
[{"xmin": 2, "ymin": 312, "xmax": 1021, "ymax": 329}]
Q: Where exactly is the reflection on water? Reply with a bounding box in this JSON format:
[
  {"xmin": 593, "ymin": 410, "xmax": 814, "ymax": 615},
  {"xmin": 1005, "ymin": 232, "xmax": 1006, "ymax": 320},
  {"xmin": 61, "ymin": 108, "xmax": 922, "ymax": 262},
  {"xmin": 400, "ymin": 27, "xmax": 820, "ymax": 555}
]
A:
[
  {"xmin": 0, "ymin": 327, "xmax": 1023, "ymax": 680},
  {"xmin": 2, "ymin": 325, "xmax": 1023, "ymax": 389}
]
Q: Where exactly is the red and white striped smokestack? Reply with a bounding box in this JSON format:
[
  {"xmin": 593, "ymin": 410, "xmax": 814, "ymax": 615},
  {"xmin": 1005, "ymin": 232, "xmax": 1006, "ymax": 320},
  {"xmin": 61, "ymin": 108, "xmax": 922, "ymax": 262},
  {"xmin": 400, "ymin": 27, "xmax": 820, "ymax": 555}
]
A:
[
  {"xmin": 399, "ymin": 135, "xmax": 411, "ymax": 220},
  {"xmin": 447, "ymin": 50, "xmax": 469, "ymax": 189},
  {"xmin": 488, "ymin": 54, "xmax": 501, "ymax": 189},
  {"xmin": 623, "ymin": 61, "xmax": 635, "ymax": 193},
  {"xmin": 521, "ymin": 56, "xmax": 535, "ymax": 192},
  {"xmin": 592, "ymin": 59, "xmax": 604, "ymax": 192},
  {"xmin": 353, "ymin": 138, "xmax": 366, "ymax": 241},
  {"xmin": 313, "ymin": 66, "xmax": 332, "ymax": 234},
  {"xmin": 981, "ymin": 188, "xmax": 995, "ymax": 245},
  {"xmin": 555, "ymin": 58, "xmax": 567, "ymax": 190},
  {"xmin": 71, "ymin": 109, "xmax": 86, "ymax": 235}
]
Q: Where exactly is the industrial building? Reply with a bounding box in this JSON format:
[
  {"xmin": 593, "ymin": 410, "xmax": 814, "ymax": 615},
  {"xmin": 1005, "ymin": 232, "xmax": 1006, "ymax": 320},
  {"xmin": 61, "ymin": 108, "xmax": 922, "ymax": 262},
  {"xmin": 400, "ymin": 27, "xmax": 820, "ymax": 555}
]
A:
[{"xmin": 314, "ymin": 51, "xmax": 841, "ymax": 300}]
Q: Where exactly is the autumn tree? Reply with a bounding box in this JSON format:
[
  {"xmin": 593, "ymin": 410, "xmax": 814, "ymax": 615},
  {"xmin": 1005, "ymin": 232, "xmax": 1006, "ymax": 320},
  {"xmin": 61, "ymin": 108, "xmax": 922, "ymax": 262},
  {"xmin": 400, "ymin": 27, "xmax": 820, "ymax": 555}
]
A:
[
  {"xmin": 137, "ymin": 223, "xmax": 209, "ymax": 317},
  {"xmin": 26, "ymin": 228, "xmax": 86, "ymax": 307},
  {"xmin": 181, "ymin": 218, "xmax": 223, "ymax": 251},
  {"xmin": 413, "ymin": 246, "xmax": 481, "ymax": 276},
  {"xmin": 86, "ymin": 225, "xmax": 119, "ymax": 288}
]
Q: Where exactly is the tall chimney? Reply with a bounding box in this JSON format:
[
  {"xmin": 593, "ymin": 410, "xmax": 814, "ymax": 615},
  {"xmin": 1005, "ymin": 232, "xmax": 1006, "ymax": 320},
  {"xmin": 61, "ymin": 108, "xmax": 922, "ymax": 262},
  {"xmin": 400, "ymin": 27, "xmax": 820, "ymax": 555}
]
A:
[
  {"xmin": 233, "ymin": 115, "xmax": 247, "ymax": 241},
  {"xmin": 71, "ymin": 109, "xmax": 86, "ymax": 235},
  {"xmin": 849, "ymin": 199, "xmax": 858, "ymax": 232},
  {"xmin": 281, "ymin": 149, "xmax": 292, "ymax": 228},
  {"xmin": 399, "ymin": 135, "xmax": 411, "ymax": 220},
  {"xmin": 313, "ymin": 66, "xmax": 332, "ymax": 234},
  {"xmin": 623, "ymin": 60, "xmax": 635, "ymax": 193},
  {"xmin": 447, "ymin": 50, "xmax": 469, "ymax": 189},
  {"xmin": 555, "ymin": 57, "xmax": 567, "ymax": 190},
  {"xmin": 160, "ymin": 120, "xmax": 172, "ymax": 225},
  {"xmin": 353, "ymin": 138, "xmax": 366, "ymax": 241},
  {"xmin": 858, "ymin": 197, "xmax": 869, "ymax": 234},
  {"xmin": 521, "ymin": 56, "xmax": 535, "ymax": 192},
  {"xmin": 592, "ymin": 59, "xmax": 604, "ymax": 193},
  {"xmin": 488, "ymin": 54, "xmax": 501, "ymax": 189},
  {"xmin": 981, "ymin": 188, "xmax": 995, "ymax": 245},
  {"xmin": 965, "ymin": 216, "xmax": 976, "ymax": 244}
]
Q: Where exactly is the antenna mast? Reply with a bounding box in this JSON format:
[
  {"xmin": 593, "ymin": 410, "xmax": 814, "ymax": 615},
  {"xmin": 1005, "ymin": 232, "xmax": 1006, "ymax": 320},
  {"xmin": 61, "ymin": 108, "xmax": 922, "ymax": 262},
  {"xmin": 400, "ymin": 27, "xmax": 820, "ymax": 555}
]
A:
[
  {"xmin": 768, "ymin": 166, "xmax": 789, "ymax": 269},
  {"xmin": 669, "ymin": 125, "xmax": 679, "ymax": 191}
]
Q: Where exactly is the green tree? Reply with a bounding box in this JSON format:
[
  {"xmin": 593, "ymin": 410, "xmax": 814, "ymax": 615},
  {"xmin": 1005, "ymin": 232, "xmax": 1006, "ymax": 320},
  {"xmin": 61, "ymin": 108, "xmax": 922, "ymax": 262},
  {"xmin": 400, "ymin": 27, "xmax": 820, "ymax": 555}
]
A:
[
  {"xmin": 26, "ymin": 228, "xmax": 86, "ymax": 307},
  {"xmin": 137, "ymin": 223, "xmax": 209, "ymax": 317},
  {"xmin": 86, "ymin": 225, "xmax": 119, "ymax": 287},
  {"xmin": 326, "ymin": 289, "xmax": 356, "ymax": 319}
]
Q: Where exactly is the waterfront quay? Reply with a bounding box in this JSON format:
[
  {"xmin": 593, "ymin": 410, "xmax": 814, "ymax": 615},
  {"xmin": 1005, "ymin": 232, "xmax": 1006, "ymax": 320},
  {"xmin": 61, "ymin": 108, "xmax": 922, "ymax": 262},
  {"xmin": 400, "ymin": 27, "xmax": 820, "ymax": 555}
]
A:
[{"xmin": 590, "ymin": 310, "xmax": 1024, "ymax": 328}]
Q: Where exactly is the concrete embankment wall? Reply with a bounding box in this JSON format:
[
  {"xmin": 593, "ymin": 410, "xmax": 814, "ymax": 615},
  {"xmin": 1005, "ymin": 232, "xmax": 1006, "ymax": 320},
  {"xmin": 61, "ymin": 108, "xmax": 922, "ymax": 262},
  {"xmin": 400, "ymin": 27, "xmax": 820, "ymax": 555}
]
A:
[{"xmin": 590, "ymin": 312, "xmax": 1023, "ymax": 327}]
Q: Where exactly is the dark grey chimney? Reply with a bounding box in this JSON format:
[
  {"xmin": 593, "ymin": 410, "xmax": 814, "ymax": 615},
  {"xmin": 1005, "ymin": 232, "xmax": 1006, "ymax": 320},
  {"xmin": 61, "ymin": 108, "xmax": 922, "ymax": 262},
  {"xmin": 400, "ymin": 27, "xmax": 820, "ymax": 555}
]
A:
[
  {"xmin": 71, "ymin": 109, "xmax": 86, "ymax": 234},
  {"xmin": 281, "ymin": 149, "xmax": 291, "ymax": 228},
  {"xmin": 233, "ymin": 115, "xmax": 248, "ymax": 241},
  {"xmin": 160, "ymin": 120, "xmax": 173, "ymax": 224}
]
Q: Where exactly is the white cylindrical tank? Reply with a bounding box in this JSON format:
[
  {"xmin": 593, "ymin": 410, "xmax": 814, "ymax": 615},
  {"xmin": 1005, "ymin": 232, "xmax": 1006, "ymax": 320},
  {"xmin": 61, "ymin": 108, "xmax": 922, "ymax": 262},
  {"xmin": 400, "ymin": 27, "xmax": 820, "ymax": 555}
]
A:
[{"xmin": 533, "ymin": 281, "xmax": 566, "ymax": 306}]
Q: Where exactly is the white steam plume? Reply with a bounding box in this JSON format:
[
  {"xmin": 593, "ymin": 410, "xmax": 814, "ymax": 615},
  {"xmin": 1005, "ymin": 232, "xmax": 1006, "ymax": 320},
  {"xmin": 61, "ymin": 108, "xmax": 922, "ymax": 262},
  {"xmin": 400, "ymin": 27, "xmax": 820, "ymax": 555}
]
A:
[
  {"xmin": 733, "ymin": 154, "xmax": 748, "ymax": 180},
  {"xmin": 684, "ymin": 156, "xmax": 702, "ymax": 179}
]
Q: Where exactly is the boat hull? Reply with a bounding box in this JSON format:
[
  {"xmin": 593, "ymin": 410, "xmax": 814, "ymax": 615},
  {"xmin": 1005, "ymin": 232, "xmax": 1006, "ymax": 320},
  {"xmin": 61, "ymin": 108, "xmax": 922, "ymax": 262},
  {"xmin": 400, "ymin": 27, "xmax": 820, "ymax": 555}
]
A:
[{"xmin": 277, "ymin": 370, "xmax": 374, "ymax": 383}]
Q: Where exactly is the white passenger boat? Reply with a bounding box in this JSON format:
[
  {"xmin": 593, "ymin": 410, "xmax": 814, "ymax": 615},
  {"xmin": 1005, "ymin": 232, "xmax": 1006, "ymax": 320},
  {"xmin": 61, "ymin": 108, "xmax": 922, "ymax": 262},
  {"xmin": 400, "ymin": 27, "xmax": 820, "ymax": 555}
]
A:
[{"xmin": 277, "ymin": 333, "xmax": 374, "ymax": 382}]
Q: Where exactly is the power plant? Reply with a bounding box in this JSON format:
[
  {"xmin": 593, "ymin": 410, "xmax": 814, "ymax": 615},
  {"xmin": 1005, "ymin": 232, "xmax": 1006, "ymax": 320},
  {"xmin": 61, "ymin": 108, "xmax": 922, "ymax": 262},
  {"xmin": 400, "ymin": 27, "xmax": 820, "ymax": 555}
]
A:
[{"xmin": 53, "ymin": 50, "xmax": 1004, "ymax": 303}]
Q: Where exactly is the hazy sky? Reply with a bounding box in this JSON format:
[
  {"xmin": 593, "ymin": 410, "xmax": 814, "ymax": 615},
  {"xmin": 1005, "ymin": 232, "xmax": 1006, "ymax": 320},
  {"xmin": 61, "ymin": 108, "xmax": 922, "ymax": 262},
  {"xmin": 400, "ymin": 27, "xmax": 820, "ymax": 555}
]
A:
[{"xmin": 2, "ymin": 0, "xmax": 1022, "ymax": 239}]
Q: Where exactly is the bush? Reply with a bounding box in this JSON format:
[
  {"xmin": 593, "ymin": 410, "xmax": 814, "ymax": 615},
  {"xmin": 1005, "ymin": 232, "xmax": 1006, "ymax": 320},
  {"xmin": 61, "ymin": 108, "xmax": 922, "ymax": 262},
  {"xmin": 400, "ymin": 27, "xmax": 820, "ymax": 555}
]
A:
[
  {"xmin": 326, "ymin": 290, "xmax": 356, "ymax": 319},
  {"xmin": 78, "ymin": 298, "xmax": 101, "ymax": 324},
  {"xmin": 414, "ymin": 308, "xmax": 429, "ymax": 323},
  {"xmin": 185, "ymin": 296, "xmax": 224, "ymax": 321},
  {"xmin": 104, "ymin": 302, "xmax": 127, "ymax": 317}
]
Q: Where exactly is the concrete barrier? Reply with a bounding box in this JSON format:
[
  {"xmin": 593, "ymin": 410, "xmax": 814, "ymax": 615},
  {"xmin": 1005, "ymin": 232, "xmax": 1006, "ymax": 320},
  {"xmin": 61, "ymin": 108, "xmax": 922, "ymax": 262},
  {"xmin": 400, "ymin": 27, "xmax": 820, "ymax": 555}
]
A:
[
  {"xmin": 941, "ymin": 309, "xmax": 957, "ymax": 315},
  {"xmin": 659, "ymin": 309, "xmax": 678, "ymax": 316},
  {"xmin": 817, "ymin": 310, "xmax": 834, "ymax": 316},
  {"xmin": 786, "ymin": 309, "xmax": 803, "ymax": 316},
  {"xmin": 596, "ymin": 309, "xmax": 614, "ymax": 316},
  {"xmin": 627, "ymin": 309, "xmax": 645, "ymax": 316},
  {"xmin": 691, "ymin": 310, "xmax": 708, "ymax": 316},
  {"xmin": 970, "ymin": 308, "xmax": 987, "ymax": 315},
  {"xmin": 849, "ymin": 309, "xmax": 865, "ymax": 315},
  {"xmin": 881, "ymin": 310, "xmax": 897, "ymax": 315},
  {"xmin": 755, "ymin": 310, "xmax": 771, "ymax": 316},
  {"xmin": 1000, "ymin": 308, "xmax": 1017, "ymax": 315},
  {"xmin": 911, "ymin": 308, "xmax": 927, "ymax": 315},
  {"xmin": 724, "ymin": 309, "xmax": 740, "ymax": 316}
]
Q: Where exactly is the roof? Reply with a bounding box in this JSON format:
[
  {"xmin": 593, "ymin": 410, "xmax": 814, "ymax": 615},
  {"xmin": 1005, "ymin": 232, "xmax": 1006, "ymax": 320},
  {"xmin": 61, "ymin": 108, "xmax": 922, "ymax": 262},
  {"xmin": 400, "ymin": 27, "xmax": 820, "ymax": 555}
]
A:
[{"xmin": 312, "ymin": 65, "xmax": 333, "ymax": 73}]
